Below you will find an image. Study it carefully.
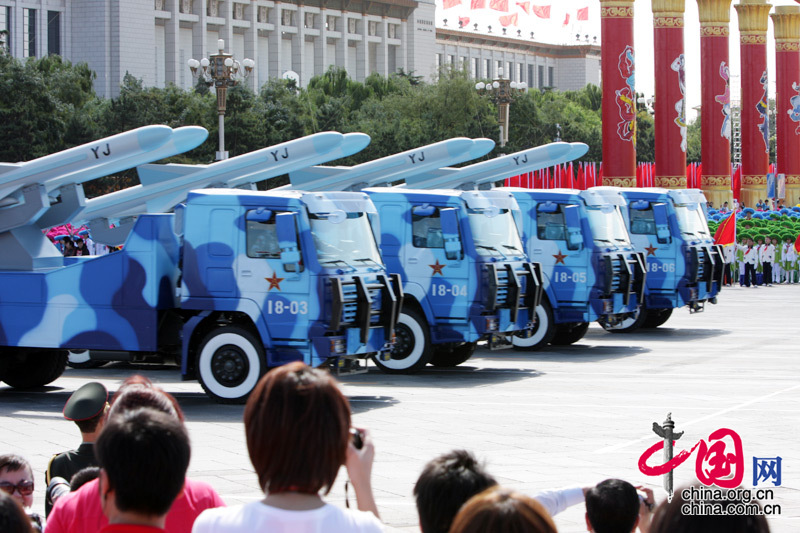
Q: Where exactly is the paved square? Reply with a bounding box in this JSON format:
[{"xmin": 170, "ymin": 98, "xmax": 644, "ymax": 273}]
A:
[{"xmin": 1, "ymin": 284, "xmax": 798, "ymax": 531}]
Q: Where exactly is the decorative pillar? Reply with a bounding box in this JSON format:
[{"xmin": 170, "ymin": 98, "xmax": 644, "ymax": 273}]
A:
[
  {"xmin": 697, "ymin": 0, "xmax": 733, "ymax": 207},
  {"xmin": 735, "ymin": 0, "xmax": 772, "ymax": 208},
  {"xmin": 653, "ymin": 0, "xmax": 687, "ymax": 189},
  {"xmin": 771, "ymin": 7, "xmax": 800, "ymax": 204},
  {"xmin": 601, "ymin": 0, "xmax": 636, "ymax": 187}
]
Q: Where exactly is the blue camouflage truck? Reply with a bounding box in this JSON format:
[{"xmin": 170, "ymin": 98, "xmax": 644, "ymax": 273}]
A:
[
  {"xmin": 0, "ymin": 129, "xmax": 400, "ymax": 403},
  {"xmin": 601, "ymin": 186, "xmax": 723, "ymax": 331},
  {"xmin": 501, "ymin": 187, "xmax": 647, "ymax": 349},
  {"xmin": 363, "ymin": 187, "xmax": 542, "ymax": 372},
  {"xmin": 287, "ymin": 138, "xmax": 542, "ymax": 373}
]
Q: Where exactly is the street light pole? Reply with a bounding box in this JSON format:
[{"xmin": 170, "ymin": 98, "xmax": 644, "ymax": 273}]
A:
[
  {"xmin": 475, "ymin": 67, "xmax": 527, "ymax": 147},
  {"xmin": 188, "ymin": 40, "xmax": 254, "ymax": 160}
]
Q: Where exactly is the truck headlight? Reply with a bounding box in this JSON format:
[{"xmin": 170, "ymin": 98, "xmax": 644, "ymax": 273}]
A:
[
  {"xmin": 485, "ymin": 317, "xmax": 499, "ymax": 332},
  {"xmin": 330, "ymin": 338, "xmax": 346, "ymax": 354}
]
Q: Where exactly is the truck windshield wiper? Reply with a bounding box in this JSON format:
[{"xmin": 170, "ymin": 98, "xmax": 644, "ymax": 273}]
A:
[
  {"xmin": 320, "ymin": 259, "xmax": 357, "ymax": 271},
  {"xmin": 476, "ymin": 244, "xmax": 508, "ymax": 259},
  {"xmin": 354, "ymin": 257, "xmax": 383, "ymax": 268}
]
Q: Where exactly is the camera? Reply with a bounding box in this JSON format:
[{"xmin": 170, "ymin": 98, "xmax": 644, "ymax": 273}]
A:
[{"xmin": 349, "ymin": 428, "xmax": 364, "ymax": 450}]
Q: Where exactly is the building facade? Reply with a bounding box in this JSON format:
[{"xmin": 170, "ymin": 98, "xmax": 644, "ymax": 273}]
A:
[{"xmin": 0, "ymin": 0, "xmax": 598, "ymax": 98}]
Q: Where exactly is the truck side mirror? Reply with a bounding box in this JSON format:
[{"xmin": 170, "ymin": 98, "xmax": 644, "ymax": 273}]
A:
[
  {"xmin": 275, "ymin": 212, "xmax": 301, "ymax": 271},
  {"xmin": 440, "ymin": 208, "xmax": 462, "ymax": 260},
  {"xmin": 562, "ymin": 205, "xmax": 583, "ymax": 251},
  {"xmin": 652, "ymin": 203, "xmax": 672, "ymax": 244}
]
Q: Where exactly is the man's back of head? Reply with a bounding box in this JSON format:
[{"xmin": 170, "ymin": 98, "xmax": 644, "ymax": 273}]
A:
[
  {"xmin": 95, "ymin": 407, "xmax": 190, "ymax": 526},
  {"xmin": 585, "ymin": 479, "xmax": 639, "ymax": 533},
  {"xmin": 414, "ymin": 449, "xmax": 498, "ymax": 533}
]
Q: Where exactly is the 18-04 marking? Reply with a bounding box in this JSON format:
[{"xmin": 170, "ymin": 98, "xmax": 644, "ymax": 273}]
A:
[{"xmin": 433, "ymin": 284, "xmax": 468, "ymax": 297}]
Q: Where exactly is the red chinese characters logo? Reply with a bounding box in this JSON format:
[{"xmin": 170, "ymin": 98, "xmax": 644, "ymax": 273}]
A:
[{"xmin": 639, "ymin": 427, "xmax": 744, "ymax": 488}]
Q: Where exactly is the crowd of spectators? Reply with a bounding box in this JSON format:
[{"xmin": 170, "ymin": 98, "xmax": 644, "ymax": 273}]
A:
[{"xmin": 0, "ymin": 363, "xmax": 773, "ymax": 532}]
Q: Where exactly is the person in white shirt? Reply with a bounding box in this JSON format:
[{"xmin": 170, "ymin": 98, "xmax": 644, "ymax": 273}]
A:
[
  {"xmin": 192, "ymin": 362, "xmax": 383, "ymax": 533},
  {"xmin": 737, "ymin": 238, "xmax": 758, "ymax": 287},
  {"xmin": 413, "ymin": 449, "xmax": 587, "ymax": 533},
  {"xmin": 759, "ymin": 237, "xmax": 775, "ymax": 287}
]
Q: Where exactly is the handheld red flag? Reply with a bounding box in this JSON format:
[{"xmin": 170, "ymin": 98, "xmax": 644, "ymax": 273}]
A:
[
  {"xmin": 577, "ymin": 7, "xmax": 589, "ymax": 20},
  {"xmin": 795, "ymin": 234, "xmax": 800, "ymax": 253},
  {"xmin": 714, "ymin": 214, "xmax": 736, "ymax": 246}
]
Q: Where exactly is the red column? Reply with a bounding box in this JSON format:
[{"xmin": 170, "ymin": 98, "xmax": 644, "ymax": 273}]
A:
[
  {"xmin": 697, "ymin": 0, "xmax": 732, "ymax": 207},
  {"xmin": 652, "ymin": 0, "xmax": 687, "ymax": 189},
  {"xmin": 601, "ymin": 0, "xmax": 636, "ymax": 187},
  {"xmin": 735, "ymin": 0, "xmax": 771, "ymax": 208},
  {"xmin": 772, "ymin": 7, "xmax": 800, "ymax": 204}
]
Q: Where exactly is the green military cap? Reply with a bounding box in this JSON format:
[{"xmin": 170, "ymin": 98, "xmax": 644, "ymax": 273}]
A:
[{"xmin": 63, "ymin": 382, "xmax": 108, "ymax": 421}]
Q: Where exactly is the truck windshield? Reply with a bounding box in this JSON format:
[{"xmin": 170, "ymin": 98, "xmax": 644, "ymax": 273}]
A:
[
  {"xmin": 585, "ymin": 205, "xmax": 631, "ymax": 245},
  {"xmin": 467, "ymin": 208, "xmax": 525, "ymax": 257},
  {"xmin": 309, "ymin": 212, "xmax": 383, "ymax": 266},
  {"xmin": 674, "ymin": 204, "xmax": 711, "ymax": 239}
]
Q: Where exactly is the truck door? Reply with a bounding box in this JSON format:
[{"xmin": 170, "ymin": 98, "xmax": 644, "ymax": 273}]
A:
[
  {"xmin": 534, "ymin": 202, "xmax": 589, "ymax": 305},
  {"xmin": 404, "ymin": 205, "xmax": 469, "ymax": 321},
  {"xmin": 629, "ymin": 201, "xmax": 676, "ymax": 289},
  {"xmin": 238, "ymin": 209, "xmax": 310, "ymax": 342}
]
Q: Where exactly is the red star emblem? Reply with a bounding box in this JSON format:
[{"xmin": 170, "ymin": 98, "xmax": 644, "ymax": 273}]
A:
[
  {"xmin": 429, "ymin": 260, "xmax": 446, "ymax": 276},
  {"xmin": 645, "ymin": 244, "xmax": 658, "ymax": 256},
  {"xmin": 553, "ymin": 250, "xmax": 567, "ymax": 265},
  {"xmin": 265, "ymin": 272, "xmax": 284, "ymax": 291}
]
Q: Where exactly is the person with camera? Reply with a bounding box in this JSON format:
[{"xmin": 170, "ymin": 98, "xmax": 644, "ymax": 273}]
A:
[
  {"xmin": 585, "ymin": 479, "xmax": 654, "ymax": 533},
  {"xmin": 192, "ymin": 362, "xmax": 382, "ymax": 533},
  {"xmin": 45, "ymin": 382, "xmax": 109, "ymax": 516}
]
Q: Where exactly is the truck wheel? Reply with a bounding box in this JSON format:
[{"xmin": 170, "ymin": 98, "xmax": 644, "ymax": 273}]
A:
[
  {"xmin": 600, "ymin": 309, "xmax": 646, "ymax": 333},
  {"xmin": 512, "ymin": 299, "xmax": 555, "ymax": 351},
  {"xmin": 550, "ymin": 322, "xmax": 590, "ymax": 345},
  {"xmin": 197, "ymin": 327, "xmax": 265, "ymax": 404},
  {"xmin": 67, "ymin": 350, "xmax": 105, "ymax": 369},
  {"xmin": 643, "ymin": 308, "xmax": 673, "ymax": 328},
  {"xmin": 0, "ymin": 350, "xmax": 67, "ymax": 389},
  {"xmin": 373, "ymin": 309, "xmax": 432, "ymax": 373},
  {"xmin": 430, "ymin": 342, "xmax": 476, "ymax": 367}
]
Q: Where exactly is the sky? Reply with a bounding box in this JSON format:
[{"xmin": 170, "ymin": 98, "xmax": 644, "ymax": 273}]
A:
[{"xmin": 434, "ymin": 0, "xmax": 800, "ymax": 121}]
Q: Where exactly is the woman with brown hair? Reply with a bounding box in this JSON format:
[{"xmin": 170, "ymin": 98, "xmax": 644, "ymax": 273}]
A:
[
  {"xmin": 192, "ymin": 361, "xmax": 382, "ymax": 532},
  {"xmin": 449, "ymin": 486, "xmax": 558, "ymax": 533}
]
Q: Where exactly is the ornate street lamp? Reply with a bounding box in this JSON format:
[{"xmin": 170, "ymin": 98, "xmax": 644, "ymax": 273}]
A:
[
  {"xmin": 188, "ymin": 39, "xmax": 254, "ymax": 160},
  {"xmin": 475, "ymin": 67, "xmax": 527, "ymax": 147}
]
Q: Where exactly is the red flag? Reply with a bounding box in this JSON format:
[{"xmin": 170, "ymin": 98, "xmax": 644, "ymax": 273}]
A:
[
  {"xmin": 795, "ymin": 234, "xmax": 800, "ymax": 253},
  {"xmin": 714, "ymin": 214, "xmax": 736, "ymax": 246},
  {"xmin": 459, "ymin": 16, "xmax": 471, "ymax": 26},
  {"xmin": 532, "ymin": 5, "xmax": 550, "ymax": 18},
  {"xmin": 562, "ymin": 13, "xmax": 570, "ymax": 25},
  {"xmin": 471, "ymin": 0, "xmax": 486, "ymax": 9},
  {"xmin": 443, "ymin": 0, "xmax": 461, "ymax": 8},
  {"xmin": 516, "ymin": 2, "xmax": 530, "ymax": 14},
  {"xmin": 490, "ymin": 0, "xmax": 509, "ymax": 11},
  {"xmin": 577, "ymin": 7, "xmax": 588, "ymax": 20},
  {"xmin": 499, "ymin": 13, "xmax": 518, "ymax": 26}
]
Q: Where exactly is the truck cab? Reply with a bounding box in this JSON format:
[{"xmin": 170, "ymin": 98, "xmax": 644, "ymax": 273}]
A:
[
  {"xmin": 364, "ymin": 187, "xmax": 541, "ymax": 372},
  {"xmin": 608, "ymin": 187, "xmax": 723, "ymax": 330},
  {"xmin": 179, "ymin": 189, "xmax": 400, "ymax": 400},
  {"xmin": 501, "ymin": 187, "xmax": 646, "ymax": 349}
]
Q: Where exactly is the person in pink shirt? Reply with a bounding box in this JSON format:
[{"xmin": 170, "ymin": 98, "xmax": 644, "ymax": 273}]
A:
[{"xmin": 46, "ymin": 377, "xmax": 225, "ymax": 533}]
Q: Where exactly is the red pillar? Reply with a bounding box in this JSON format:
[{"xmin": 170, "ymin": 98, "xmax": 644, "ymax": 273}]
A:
[
  {"xmin": 735, "ymin": 0, "xmax": 772, "ymax": 208},
  {"xmin": 697, "ymin": 0, "xmax": 732, "ymax": 207},
  {"xmin": 652, "ymin": 0, "xmax": 687, "ymax": 189},
  {"xmin": 772, "ymin": 7, "xmax": 800, "ymax": 204},
  {"xmin": 601, "ymin": 0, "xmax": 636, "ymax": 187}
]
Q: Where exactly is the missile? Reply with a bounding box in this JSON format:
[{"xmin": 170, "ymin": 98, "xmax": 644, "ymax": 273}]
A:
[
  {"xmin": 225, "ymin": 132, "xmax": 372, "ymax": 189},
  {"xmin": 403, "ymin": 142, "xmax": 589, "ymax": 190},
  {"xmin": 0, "ymin": 125, "xmax": 175, "ymax": 201},
  {"xmin": 74, "ymin": 132, "xmax": 348, "ymax": 225},
  {"xmin": 288, "ymin": 137, "xmax": 496, "ymax": 192}
]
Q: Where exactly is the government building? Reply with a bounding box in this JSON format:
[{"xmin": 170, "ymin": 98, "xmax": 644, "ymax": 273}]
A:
[{"xmin": 0, "ymin": 0, "xmax": 600, "ymax": 97}]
